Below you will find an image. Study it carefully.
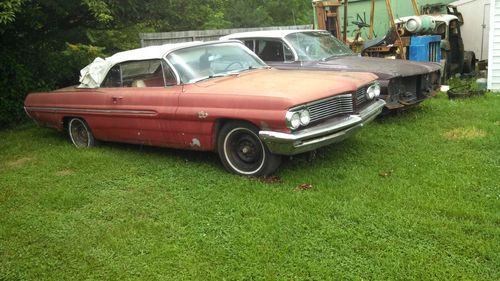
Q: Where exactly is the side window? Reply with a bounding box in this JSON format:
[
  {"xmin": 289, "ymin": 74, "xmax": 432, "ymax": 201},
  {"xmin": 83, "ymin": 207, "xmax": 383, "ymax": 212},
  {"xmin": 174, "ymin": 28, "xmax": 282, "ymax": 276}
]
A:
[
  {"xmin": 284, "ymin": 43, "xmax": 294, "ymax": 62},
  {"xmin": 243, "ymin": 40, "xmax": 255, "ymax": 51},
  {"xmin": 162, "ymin": 61, "xmax": 177, "ymax": 86},
  {"xmin": 102, "ymin": 65, "xmax": 121, "ymax": 87},
  {"xmin": 256, "ymin": 39, "xmax": 285, "ymax": 61},
  {"xmin": 101, "ymin": 59, "xmax": 166, "ymax": 88}
]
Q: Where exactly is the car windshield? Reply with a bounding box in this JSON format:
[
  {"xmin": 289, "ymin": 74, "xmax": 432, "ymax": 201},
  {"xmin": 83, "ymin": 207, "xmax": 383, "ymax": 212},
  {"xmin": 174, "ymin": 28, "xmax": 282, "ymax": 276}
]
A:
[
  {"xmin": 166, "ymin": 42, "xmax": 267, "ymax": 84},
  {"xmin": 285, "ymin": 31, "xmax": 354, "ymax": 61}
]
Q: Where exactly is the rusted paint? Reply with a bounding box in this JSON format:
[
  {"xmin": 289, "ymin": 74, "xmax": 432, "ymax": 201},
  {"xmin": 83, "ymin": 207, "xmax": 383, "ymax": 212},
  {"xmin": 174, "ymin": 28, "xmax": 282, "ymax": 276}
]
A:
[
  {"xmin": 190, "ymin": 138, "xmax": 201, "ymax": 147},
  {"xmin": 24, "ymin": 68, "xmax": 377, "ymax": 151},
  {"xmin": 260, "ymin": 121, "xmax": 270, "ymax": 130}
]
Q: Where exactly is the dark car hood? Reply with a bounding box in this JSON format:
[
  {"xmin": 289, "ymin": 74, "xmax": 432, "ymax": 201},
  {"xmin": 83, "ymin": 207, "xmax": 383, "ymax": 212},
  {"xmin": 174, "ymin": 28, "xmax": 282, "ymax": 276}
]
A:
[{"xmin": 312, "ymin": 56, "xmax": 441, "ymax": 80}]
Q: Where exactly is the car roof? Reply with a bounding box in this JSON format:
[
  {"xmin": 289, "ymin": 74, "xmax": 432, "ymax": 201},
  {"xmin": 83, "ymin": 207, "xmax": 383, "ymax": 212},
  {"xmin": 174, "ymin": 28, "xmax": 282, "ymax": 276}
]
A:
[
  {"xmin": 106, "ymin": 41, "xmax": 203, "ymax": 65},
  {"xmin": 220, "ymin": 29, "xmax": 323, "ymax": 40},
  {"xmin": 78, "ymin": 40, "xmax": 242, "ymax": 88}
]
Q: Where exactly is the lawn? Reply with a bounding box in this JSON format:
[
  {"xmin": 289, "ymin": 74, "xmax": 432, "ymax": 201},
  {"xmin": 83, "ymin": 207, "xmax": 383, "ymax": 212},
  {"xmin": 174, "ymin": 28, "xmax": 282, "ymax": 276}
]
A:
[{"xmin": 1, "ymin": 92, "xmax": 499, "ymax": 280}]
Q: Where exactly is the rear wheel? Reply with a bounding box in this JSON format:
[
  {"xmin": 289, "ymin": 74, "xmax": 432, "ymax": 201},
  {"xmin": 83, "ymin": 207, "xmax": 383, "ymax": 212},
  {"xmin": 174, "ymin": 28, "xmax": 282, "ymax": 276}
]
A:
[
  {"xmin": 217, "ymin": 121, "xmax": 281, "ymax": 176},
  {"xmin": 68, "ymin": 118, "xmax": 96, "ymax": 148},
  {"xmin": 463, "ymin": 51, "xmax": 476, "ymax": 74}
]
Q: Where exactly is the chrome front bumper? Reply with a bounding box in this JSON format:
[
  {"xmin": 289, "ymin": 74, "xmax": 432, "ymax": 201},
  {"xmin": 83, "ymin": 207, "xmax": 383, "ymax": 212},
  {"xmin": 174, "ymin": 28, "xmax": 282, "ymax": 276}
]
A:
[{"xmin": 259, "ymin": 99, "xmax": 386, "ymax": 155}]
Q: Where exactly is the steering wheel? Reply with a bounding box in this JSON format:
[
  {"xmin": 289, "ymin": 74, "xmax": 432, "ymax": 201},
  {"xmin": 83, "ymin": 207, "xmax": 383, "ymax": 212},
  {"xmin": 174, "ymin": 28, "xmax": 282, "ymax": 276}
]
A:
[
  {"xmin": 352, "ymin": 21, "xmax": 370, "ymax": 28},
  {"xmin": 224, "ymin": 61, "xmax": 244, "ymax": 72}
]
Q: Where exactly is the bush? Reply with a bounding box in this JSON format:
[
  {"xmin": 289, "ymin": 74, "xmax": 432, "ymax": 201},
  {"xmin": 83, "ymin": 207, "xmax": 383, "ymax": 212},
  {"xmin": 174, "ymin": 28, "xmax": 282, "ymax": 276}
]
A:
[
  {"xmin": 0, "ymin": 51, "xmax": 42, "ymax": 128},
  {"xmin": 0, "ymin": 44, "xmax": 104, "ymax": 129}
]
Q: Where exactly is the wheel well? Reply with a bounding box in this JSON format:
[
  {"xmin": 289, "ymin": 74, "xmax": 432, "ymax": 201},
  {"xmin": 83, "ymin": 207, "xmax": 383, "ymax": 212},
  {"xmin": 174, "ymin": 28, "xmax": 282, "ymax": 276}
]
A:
[
  {"xmin": 62, "ymin": 116, "xmax": 85, "ymax": 132},
  {"xmin": 212, "ymin": 118, "xmax": 258, "ymax": 152},
  {"xmin": 62, "ymin": 116, "xmax": 77, "ymax": 131}
]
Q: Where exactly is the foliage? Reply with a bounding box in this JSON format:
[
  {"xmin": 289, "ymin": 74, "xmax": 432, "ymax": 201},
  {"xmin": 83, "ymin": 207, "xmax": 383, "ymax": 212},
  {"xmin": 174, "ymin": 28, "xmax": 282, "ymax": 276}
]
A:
[
  {"xmin": 0, "ymin": 0, "xmax": 26, "ymax": 25},
  {"xmin": 54, "ymin": 43, "xmax": 106, "ymax": 86},
  {"xmin": 224, "ymin": 1, "xmax": 273, "ymax": 28},
  {"xmin": 1, "ymin": 93, "xmax": 499, "ymax": 279},
  {"xmin": 203, "ymin": 11, "xmax": 232, "ymax": 30},
  {"xmin": 448, "ymin": 76, "xmax": 483, "ymax": 91},
  {"xmin": 0, "ymin": 0, "xmax": 313, "ymax": 128},
  {"xmin": 0, "ymin": 51, "xmax": 40, "ymax": 127},
  {"xmin": 82, "ymin": 0, "xmax": 113, "ymax": 23},
  {"xmin": 86, "ymin": 24, "xmax": 152, "ymax": 54}
]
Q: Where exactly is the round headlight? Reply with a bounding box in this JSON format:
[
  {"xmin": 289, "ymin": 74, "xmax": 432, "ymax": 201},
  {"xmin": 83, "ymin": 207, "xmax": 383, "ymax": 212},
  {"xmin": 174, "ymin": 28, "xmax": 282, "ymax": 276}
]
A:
[
  {"xmin": 366, "ymin": 83, "xmax": 381, "ymax": 100},
  {"xmin": 286, "ymin": 111, "xmax": 301, "ymax": 130},
  {"xmin": 299, "ymin": 109, "xmax": 310, "ymax": 126},
  {"xmin": 372, "ymin": 83, "xmax": 381, "ymax": 97},
  {"xmin": 290, "ymin": 112, "xmax": 301, "ymax": 129},
  {"xmin": 366, "ymin": 87, "xmax": 375, "ymax": 100}
]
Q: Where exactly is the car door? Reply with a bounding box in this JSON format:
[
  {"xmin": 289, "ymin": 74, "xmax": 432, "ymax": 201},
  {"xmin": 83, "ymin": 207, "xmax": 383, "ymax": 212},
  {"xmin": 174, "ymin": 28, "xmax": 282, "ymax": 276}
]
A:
[{"xmin": 94, "ymin": 59, "xmax": 181, "ymax": 146}]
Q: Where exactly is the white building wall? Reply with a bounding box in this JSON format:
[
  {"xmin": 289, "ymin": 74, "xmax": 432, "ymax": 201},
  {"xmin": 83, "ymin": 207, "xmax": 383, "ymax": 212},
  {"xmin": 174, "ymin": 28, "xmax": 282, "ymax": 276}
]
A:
[
  {"xmin": 451, "ymin": 0, "xmax": 491, "ymax": 60},
  {"xmin": 488, "ymin": 0, "xmax": 500, "ymax": 90}
]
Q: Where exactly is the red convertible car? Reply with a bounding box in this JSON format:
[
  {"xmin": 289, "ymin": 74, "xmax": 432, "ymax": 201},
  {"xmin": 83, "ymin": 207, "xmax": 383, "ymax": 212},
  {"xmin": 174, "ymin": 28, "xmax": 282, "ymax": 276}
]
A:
[{"xmin": 25, "ymin": 41, "xmax": 385, "ymax": 176}]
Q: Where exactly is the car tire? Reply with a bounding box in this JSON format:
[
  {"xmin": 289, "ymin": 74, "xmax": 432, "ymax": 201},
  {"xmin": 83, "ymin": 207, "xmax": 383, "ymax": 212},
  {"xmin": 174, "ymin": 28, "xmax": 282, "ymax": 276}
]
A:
[
  {"xmin": 463, "ymin": 51, "xmax": 476, "ymax": 74},
  {"xmin": 68, "ymin": 118, "xmax": 96, "ymax": 148},
  {"xmin": 441, "ymin": 51, "xmax": 450, "ymax": 83},
  {"xmin": 217, "ymin": 121, "xmax": 281, "ymax": 176}
]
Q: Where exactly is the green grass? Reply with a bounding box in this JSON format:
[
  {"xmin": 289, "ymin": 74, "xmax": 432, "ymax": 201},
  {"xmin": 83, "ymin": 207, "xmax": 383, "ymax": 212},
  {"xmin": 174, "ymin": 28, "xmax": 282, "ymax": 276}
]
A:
[{"xmin": 1, "ymin": 92, "xmax": 499, "ymax": 280}]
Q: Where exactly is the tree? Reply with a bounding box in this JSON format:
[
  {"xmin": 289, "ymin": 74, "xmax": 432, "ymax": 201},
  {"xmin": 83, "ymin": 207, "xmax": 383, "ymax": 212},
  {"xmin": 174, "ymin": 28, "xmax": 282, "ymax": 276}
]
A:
[{"xmin": 0, "ymin": 0, "xmax": 313, "ymax": 127}]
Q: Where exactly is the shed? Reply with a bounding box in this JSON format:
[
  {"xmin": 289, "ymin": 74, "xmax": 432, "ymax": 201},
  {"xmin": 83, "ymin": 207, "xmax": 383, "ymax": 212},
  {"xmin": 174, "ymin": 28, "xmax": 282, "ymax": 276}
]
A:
[
  {"xmin": 488, "ymin": 0, "xmax": 500, "ymax": 90},
  {"xmin": 450, "ymin": 0, "xmax": 491, "ymax": 61},
  {"xmin": 335, "ymin": 0, "xmax": 455, "ymax": 38}
]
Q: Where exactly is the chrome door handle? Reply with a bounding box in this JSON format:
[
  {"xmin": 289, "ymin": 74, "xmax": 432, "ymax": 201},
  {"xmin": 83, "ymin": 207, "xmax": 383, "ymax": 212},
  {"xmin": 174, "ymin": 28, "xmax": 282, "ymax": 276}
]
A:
[{"xmin": 112, "ymin": 96, "xmax": 123, "ymax": 103}]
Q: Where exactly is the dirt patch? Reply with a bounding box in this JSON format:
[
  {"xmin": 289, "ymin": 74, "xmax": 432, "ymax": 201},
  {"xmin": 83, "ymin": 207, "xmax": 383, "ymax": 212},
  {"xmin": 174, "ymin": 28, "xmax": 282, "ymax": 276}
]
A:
[
  {"xmin": 55, "ymin": 169, "xmax": 74, "ymax": 176},
  {"xmin": 378, "ymin": 169, "xmax": 393, "ymax": 177},
  {"xmin": 258, "ymin": 175, "xmax": 283, "ymax": 184},
  {"xmin": 7, "ymin": 157, "xmax": 34, "ymax": 167},
  {"xmin": 444, "ymin": 127, "xmax": 487, "ymax": 140},
  {"xmin": 295, "ymin": 183, "xmax": 313, "ymax": 191}
]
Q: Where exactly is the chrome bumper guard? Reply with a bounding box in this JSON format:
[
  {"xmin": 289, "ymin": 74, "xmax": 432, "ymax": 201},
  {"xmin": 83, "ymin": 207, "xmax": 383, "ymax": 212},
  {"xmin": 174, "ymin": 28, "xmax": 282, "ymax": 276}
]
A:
[{"xmin": 259, "ymin": 99, "xmax": 386, "ymax": 155}]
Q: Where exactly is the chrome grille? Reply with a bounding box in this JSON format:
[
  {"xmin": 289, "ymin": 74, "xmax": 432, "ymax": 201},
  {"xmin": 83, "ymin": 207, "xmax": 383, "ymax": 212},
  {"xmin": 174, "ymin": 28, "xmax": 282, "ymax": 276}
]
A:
[
  {"xmin": 356, "ymin": 85, "xmax": 368, "ymax": 106},
  {"xmin": 429, "ymin": 41, "xmax": 440, "ymax": 62},
  {"xmin": 306, "ymin": 94, "xmax": 353, "ymax": 123}
]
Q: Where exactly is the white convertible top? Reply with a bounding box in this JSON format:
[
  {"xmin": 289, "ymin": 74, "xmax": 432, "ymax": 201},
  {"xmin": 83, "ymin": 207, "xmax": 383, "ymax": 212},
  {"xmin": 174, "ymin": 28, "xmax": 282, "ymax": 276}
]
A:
[
  {"xmin": 220, "ymin": 29, "xmax": 320, "ymax": 40},
  {"xmin": 79, "ymin": 41, "xmax": 203, "ymax": 88}
]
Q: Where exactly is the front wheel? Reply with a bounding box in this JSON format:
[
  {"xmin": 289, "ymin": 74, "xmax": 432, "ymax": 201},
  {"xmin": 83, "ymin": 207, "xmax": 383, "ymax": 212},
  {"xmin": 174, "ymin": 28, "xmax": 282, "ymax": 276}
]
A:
[
  {"xmin": 68, "ymin": 118, "xmax": 96, "ymax": 148},
  {"xmin": 217, "ymin": 121, "xmax": 281, "ymax": 176}
]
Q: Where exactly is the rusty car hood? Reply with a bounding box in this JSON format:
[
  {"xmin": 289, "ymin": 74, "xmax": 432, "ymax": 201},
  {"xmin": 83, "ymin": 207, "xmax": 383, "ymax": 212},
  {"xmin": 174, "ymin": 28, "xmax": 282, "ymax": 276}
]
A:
[
  {"xmin": 309, "ymin": 55, "xmax": 441, "ymax": 80},
  {"xmin": 183, "ymin": 68, "xmax": 377, "ymax": 109}
]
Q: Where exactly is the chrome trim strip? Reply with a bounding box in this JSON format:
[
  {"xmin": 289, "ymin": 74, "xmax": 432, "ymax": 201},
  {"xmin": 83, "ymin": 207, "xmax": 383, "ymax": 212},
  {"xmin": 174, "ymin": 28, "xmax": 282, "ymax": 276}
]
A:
[
  {"xmin": 23, "ymin": 106, "xmax": 32, "ymax": 118},
  {"xmin": 163, "ymin": 58, "xmax": 181, "ymax": 85},
  {"xmin": 281, "ymin": 38, "xmax": 300, "ymax": 62},
  {"xmin": 25, "ymin": 106, "xmax": 157, "ymax": 116}
]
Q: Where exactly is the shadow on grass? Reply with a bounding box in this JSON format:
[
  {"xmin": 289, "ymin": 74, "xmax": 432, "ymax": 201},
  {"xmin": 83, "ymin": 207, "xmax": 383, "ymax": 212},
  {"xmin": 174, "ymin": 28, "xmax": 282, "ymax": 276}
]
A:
[
  {"xmin": 375, "ymin": 103, "xmax": 428, "ymax": 122},
  {"xmin": 103, "ymin": 141, "xmax": 220, "ymax": 166},
  {"xmin": 24, "ymin": 118, "xmax": 389, "ymax": 182},
  {"xmin": 27, "ymin": 125, "xmax": 222, "ymax": 170}
]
